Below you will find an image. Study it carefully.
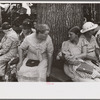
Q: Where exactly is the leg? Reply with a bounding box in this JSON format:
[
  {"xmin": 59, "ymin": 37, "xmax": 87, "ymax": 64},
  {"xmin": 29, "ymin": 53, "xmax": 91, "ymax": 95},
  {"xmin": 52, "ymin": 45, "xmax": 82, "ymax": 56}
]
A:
[
  {"xmin": 92, "ymin": 69, "xmax": 100, "ymax": 78},
  {"xmin": 73, "ymin": 78, "xmax": 96, "ymax": 82},
  {"xmin": 94, "ymin": 78, "xmax": 100, "ymax": 82},
  {"xmin": 38, "ymin": 59, "xmax": 47, "ymax": 82},
  {"xmin": 64, "ymin": 64, "xmax": 75, "ymax": 80},
  {"xmin": 64, "ymin": 64, "xmax": 96, "ymax": 82},
  {"xmin": 0, "ymin": 55, "xmax": 12, "ymax": 77}
]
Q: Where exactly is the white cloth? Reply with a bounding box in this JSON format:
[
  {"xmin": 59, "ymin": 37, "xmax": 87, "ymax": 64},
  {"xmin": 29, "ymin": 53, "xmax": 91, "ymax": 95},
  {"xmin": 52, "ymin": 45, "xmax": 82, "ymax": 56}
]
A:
[
  {"xmin": 22, "ymin": 3, "xmax": 31, "ymax": 15},
  {"xmin": 17, "ymin": 58, "xmax": 47, "ymax": 82}
]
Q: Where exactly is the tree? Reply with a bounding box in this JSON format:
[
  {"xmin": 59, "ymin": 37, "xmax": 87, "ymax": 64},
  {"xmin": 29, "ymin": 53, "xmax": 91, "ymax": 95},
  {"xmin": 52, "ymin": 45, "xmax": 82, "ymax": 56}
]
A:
[
  {"xmin": 37, "ymin": 4, "xmax": 83, "ymax": 69},
  {"xmin": 0, "ymin": 7, "xmax": 2, "ymax": 26}
]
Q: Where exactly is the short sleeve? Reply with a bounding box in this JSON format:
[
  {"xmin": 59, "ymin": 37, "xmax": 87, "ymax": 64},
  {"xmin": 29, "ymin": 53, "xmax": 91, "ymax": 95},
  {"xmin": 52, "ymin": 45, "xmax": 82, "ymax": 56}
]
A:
[
  {"xmin": 0, "ymin": 37, "xmax": 13, "ymax": 55},
  {"xmin": 81, "ymin": 38, "xmax": 88, "ymax": 47},
  {"xmin": 61, "ymin": 41, "xmax": 70, "ymax": 54},
  {"xmin": 95, "ymin": 30, "xmax": 100, "ymax": 38},
  {"xmin": 46, "ymin": 36, "xmax": 54, "ymax": 55},
  {"xmin": 94, "ymin": 37, "xmax": 99, "ymax": 48},
  {"xmin": 19, "ymin": 37, "xmax": 29, "ymax": 50}
]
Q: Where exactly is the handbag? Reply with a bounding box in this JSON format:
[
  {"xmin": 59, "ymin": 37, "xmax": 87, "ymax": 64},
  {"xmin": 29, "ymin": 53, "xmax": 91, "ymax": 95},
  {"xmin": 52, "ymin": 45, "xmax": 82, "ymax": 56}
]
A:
[
  {"xmin": 26, "ymin": 59, "xmax": 40, "ymax": 67},
  {"xmin": 76, "ymin": 62, "xmax": 93, "ymax": 74},
  {"xmin": 9, "ymin": 57, "xmax": 19, "ymax": 65}
]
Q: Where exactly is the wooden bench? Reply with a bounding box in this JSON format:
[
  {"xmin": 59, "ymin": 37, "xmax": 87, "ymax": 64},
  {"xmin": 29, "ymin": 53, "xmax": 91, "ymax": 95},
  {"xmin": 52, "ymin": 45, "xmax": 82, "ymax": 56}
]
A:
[{"xmin": 50, "ymin": 67, "xmax": 72, "ymax": 82}]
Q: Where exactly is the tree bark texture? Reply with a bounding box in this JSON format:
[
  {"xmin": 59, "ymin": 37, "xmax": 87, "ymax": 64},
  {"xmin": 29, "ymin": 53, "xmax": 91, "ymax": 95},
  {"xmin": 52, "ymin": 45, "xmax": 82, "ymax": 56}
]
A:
[{"xmin": 37, "ymin": 4, "xmax": 83, "ymax": 68}]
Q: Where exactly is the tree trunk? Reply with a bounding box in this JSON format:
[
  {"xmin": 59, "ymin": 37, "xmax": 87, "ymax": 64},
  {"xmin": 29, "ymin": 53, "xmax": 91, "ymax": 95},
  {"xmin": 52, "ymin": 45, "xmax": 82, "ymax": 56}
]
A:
[
  {"xmin": 37, "ymin": 4, "xmax": 83, "ymax": 68},
  {"xmin": 0, "ymin": 7, "xmax": 2, "ymax": 26}
]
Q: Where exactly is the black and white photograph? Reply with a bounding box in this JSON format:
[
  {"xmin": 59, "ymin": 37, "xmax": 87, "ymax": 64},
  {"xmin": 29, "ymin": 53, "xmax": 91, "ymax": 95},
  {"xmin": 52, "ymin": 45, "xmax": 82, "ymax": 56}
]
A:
[
  {"xmin": 0, "ymin": 1, "xmax": 100, "ymax": 99},
  {"xmin": 0, "ymin": 2, "xmax": 100, "ymax": 82}
]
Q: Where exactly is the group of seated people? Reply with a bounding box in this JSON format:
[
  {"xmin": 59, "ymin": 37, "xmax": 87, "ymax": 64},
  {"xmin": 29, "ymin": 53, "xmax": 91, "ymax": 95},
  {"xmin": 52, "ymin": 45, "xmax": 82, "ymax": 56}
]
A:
[
  {"xmin": 0, "ymin": 19, "xmax": 100, "ymax": 82},
  {"xmin": 0, "ymin": 19, "xmax": 54, "ymax": 82},
  {"xmin": 57, "ymin": 22, "xmax": 100, "ymax": 82}
]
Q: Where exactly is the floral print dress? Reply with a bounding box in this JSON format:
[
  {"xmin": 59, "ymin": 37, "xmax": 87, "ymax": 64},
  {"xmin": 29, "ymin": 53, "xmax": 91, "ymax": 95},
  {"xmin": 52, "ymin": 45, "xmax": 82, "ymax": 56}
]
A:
[
  {"xmin": 62, "ymin": 35, "xmax": 100, "ymax": 82},
  {"xmin": 0, "ymin": 28, "xmax": 19, "ymax": 76}
]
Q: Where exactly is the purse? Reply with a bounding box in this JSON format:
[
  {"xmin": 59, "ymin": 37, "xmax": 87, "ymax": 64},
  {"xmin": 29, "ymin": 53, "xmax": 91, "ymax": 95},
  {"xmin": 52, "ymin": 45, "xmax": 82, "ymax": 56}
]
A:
[
  {"xmin": 9, "ymin": 57, "xmax": 19, "ymax": 65},
  {"xmin": 76, "ymin": 62, "xmax": 94, "ymax": 74},
  {"xmin": 26, "ymin": 59, "xmax": 40, "ymax": 67}
]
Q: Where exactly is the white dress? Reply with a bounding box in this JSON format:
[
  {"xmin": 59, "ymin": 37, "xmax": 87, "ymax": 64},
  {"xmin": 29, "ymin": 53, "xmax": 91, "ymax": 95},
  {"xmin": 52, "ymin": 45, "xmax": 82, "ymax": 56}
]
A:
[{"xmin": 17, "ymin": 33, "xmax": 54, "ymax": 82}]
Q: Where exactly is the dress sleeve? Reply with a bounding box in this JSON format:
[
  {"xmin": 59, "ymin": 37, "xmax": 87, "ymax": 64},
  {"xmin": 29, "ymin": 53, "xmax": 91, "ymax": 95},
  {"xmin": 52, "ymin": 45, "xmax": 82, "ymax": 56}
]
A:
[
  {"xmin": 0, "ymin": 37, "xmax": 13, "ymax": 55},
  {"xmin": 61, "ymin": 41, "xmax": 70, "ymax": 55},
  {"xmin": 46, "ymin": 36, "xmax": 54, "ymax": 55},
  {"xmin": 94, "ymin": 37, "xmax": 99, "ymax": 48},
  {"xmin": 19, "ymin": 37, "xmax": 29, "ymax": 51}
]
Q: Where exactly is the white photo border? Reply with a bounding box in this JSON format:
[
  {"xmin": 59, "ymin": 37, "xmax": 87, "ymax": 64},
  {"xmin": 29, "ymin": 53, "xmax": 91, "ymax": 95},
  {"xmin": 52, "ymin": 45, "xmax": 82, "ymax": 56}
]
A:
[{"xmin": 0, "ymin": 1, "xmax": 100, "ymax": 99}]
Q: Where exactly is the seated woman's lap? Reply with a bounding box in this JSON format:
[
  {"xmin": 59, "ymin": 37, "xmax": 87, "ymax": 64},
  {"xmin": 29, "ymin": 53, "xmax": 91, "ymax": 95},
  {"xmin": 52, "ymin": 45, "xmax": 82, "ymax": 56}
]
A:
[
  {"xmin": 64, "ymin": 64, "xmax": 76, "ymax": 80},
  {"xmin": 64, "ymin": 64, "xmax": 98, "ymax": 82},
  {"xmin": 0, "ymin": 55, "xmax": 12, "ymax": 76}
]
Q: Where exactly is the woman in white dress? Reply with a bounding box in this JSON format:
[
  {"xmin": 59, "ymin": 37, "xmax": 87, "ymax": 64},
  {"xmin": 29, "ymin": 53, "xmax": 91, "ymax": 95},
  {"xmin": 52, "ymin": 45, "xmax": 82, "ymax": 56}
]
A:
[{"xmin": 17, "ymin": 24, "xmax": 54, "ymax": 82}]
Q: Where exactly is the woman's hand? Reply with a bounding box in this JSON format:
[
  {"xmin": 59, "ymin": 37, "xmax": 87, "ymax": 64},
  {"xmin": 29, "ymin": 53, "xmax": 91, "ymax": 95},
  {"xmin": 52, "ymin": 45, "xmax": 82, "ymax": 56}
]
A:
[
  {"xmin": 65, "ymin": 55, "xmax": 74, "ymax": 61},
  {"xmin": 56, "ymin": 52, "xmax": 62, "ymax": 60},
  {"xmin": 17, "ymin": 62, "xmax": 23, "ymax": 71}
]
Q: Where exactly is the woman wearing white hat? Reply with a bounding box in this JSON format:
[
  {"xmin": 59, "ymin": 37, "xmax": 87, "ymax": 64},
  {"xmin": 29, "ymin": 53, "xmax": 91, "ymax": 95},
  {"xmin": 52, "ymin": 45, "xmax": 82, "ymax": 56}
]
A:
[
  {"xmin": 80, "ymin": 22, "xmax": 100, "ymax": 62},
  {"xmin": 57, "ymin": 25, "xmax": 100, "ymax": 82},
  {"xmin": 77, "ymin": 22, "xmax": 100, "ymax": 81}
]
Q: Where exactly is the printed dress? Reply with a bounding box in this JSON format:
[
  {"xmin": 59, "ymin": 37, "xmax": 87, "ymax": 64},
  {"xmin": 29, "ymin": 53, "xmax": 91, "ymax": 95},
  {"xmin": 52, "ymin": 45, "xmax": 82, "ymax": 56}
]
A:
[
  {"xmin": 17, "ymin": 33, "xmax": 54, "ymax": 82},
  {"xmin": 0, "ymin": 28, "xmax": 19, "ymax": 76},
  {"xmin": 62, "ymin": 35, "xmax": 100, "ymax": 82}
]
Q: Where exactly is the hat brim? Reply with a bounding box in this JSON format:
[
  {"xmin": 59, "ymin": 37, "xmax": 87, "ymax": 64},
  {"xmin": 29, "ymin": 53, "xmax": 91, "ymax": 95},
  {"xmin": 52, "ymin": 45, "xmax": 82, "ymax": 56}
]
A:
[
  {"xmin": 21, "ymin": 25, "xmax": 31, "ymax": 29},
  {"xmin": 80, "ymin": 24, "xmax": 98, "ymax": 33}
]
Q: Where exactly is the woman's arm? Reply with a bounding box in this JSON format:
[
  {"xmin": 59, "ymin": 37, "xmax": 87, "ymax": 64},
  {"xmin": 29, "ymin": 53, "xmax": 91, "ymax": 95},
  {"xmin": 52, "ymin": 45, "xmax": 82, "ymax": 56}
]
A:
[
  {"xmin": 75, "ymin": 46, "xmax": 97, "ymax": 62},
  {"xmin": 17, "ymin": 37, "xmax": 29, "ymax": 71},
  {"xmin": 46, "ymin": 36, "xmax": 54, "ymax": 77},
  {"xmin": 95, "ymin": 48, "xmax": 100, "ymax": 61},
  {"xmin": 47, "ymin": 53, "xmax": 53, "ymax": 77},
  {"xmin": 17, "ymin": 47, "xmax": 23, "ymax": 71},
  {"xmin": 0, "ymin": 37, "xmax": 13, "ymax": 55},
  {"xmin": 74, "ymin": 45, "xmax": 87, "ymax": 59}
]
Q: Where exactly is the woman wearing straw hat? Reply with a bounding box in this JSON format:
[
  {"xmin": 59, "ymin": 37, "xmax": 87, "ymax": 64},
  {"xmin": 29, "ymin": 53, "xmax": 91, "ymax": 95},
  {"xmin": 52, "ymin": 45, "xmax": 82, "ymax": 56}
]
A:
[
  {"xmin": 78, "ymin": 22, "xmax": 100, "ymax": 81},
  {"xmin": 80, "ymin": 22, "xmax": 100, "ymax": 66},
  {"xmin": 57, "ymin": 25, "xmax": 100, "ymax": 82}
]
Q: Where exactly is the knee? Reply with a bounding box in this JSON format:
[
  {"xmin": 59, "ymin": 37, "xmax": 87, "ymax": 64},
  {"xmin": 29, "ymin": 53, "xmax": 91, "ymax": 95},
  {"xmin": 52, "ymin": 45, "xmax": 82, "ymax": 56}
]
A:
[{"xmin": 64, "ymin": 65, "xmax": 75, "ymax": 80}]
